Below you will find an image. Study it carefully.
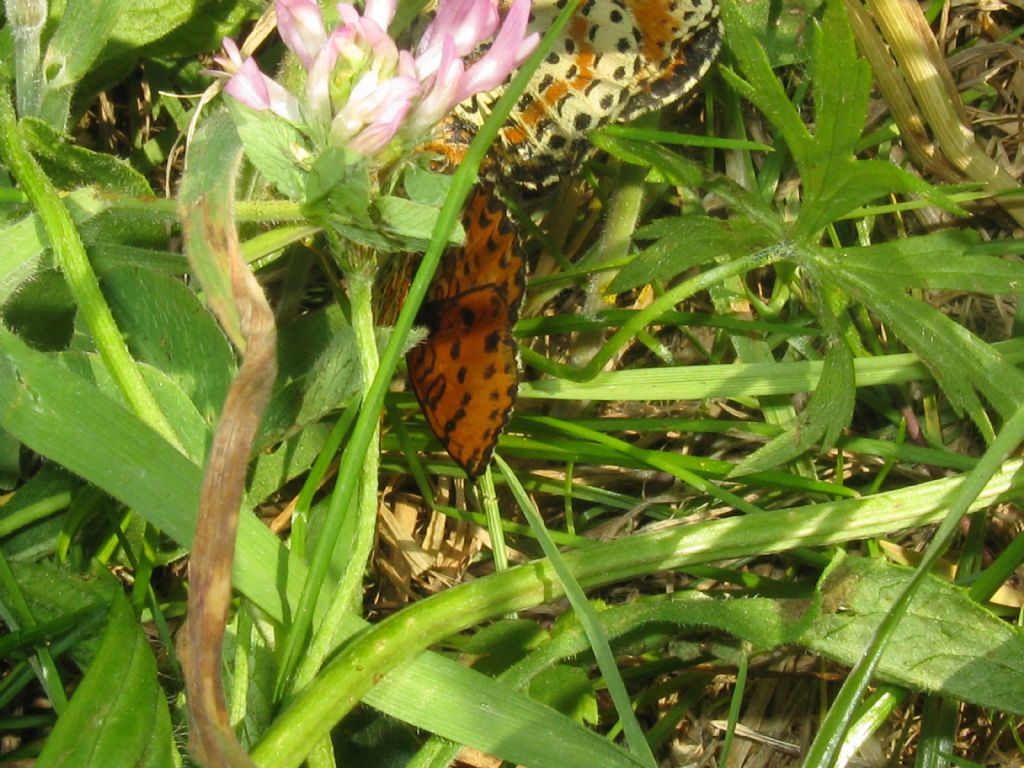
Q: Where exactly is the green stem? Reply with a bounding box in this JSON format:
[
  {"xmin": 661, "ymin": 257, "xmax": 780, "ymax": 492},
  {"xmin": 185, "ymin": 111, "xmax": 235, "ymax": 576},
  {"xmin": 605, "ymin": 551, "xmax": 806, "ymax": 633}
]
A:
[
  {"xmin": 0, "ymin": 78, "xmax": 181, "ymax": 450},
  {"xmin": 5, "ymin": 0, "xmax": 46, "ymax": 118},
  {"xmin": 291, "ymin": 245, "xmax": 381, "ymax": 692}
]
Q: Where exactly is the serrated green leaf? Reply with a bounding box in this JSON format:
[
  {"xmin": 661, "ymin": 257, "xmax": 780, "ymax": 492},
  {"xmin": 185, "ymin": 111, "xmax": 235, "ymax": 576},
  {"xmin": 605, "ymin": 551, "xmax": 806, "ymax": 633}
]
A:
[
  {"xmin": 730, "ymin": 339, "xmax": 855, "ymax": 476},
  {"xmin": 794, "ymin": 157, "xmax": 946, "ymax": 239},
  {"xmin": 722, "ymin": 0, "xmax": 820, "ymax": 67},
  {"xmin": 609, "ymin": 215, "xmax": 774, "ymax": 292},
  {"xmin": 35, "ymin": 593, "xmax": 176, "ymax": 768},
  {"xmin": 840, "ymin": 231, "xmax": 1024, "ymax": 293},
  {"xmin": 718, "ymin": 3, "xmax": 811, "ymax": 163},
  {"xmin": 227, "ymin": 100, "xmax": 309, "ymax": 201},
  {"xmin": 813, "ymin": 251, "xmax": 1024, "ymax": 425},
  {"xmin": 589, "ymin": 133, "xmax": 705, "ymax": 188},
  {"xmin": 809, "ymin": 2, "xmax": 872, "ymax": 172}
]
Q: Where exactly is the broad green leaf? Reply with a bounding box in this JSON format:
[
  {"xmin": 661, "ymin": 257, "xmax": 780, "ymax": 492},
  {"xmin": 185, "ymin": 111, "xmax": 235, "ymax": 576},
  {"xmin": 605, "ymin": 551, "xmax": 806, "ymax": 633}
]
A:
[
  {"xmin": 0, "ymin": 560, "xmax": 118, "ymax": 668},
  {"xmin": 35, "ymin": 593, "xmax": 176, "ymax": 768},
  {"xmin": 730, "ymin": 338, "xmax": 855, "ymax": 476},
  {"xmin": 100, "ymin": 264, "xmax": 235, "ymax": 425},
  {"xmin": 20, "ymin": 118, "xmax": 152, "ymax": 196},
  {"xmin": 0, "ymin": 213, "xmax": 51, "ymax": 309},
  {"xmin": 105, "ymin": 0, "xmax": 206, "ymax": 51},
  {"xmin": 0, "ymin": 326, "xmax": 297, "ymax": 620},
  {"xmin": 529, "ymin": 665, "xmax": 598, "ymax": 725},
  {"xmin": 1, "ymin": 268, "xmax": 75, "ymax": 349},
  {"xmin": 60, "ymin": 350, "xmax": 210, "ymax": 462},
  {"xmin": 0, "ymin": 467, "xmax": 78, "ymax": 559},
  {"xmin": 800, "ymin": 556, "xmax": 1024, "ymax": 715}
]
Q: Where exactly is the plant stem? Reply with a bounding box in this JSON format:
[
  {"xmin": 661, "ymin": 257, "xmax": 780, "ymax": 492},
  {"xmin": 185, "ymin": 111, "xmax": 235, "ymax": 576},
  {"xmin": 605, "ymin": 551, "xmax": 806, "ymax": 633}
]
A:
[{"xmin": 291, "ymin": 241, "xmax": 380, "ymax": 692}]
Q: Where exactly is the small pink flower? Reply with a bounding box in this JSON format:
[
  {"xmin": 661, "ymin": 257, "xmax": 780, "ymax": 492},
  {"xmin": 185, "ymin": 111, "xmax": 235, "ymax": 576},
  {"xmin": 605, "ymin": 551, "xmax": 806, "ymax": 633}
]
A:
[
  {"xmin": 275, "ymin": 0, "xmax": 327, "ymax": 70},
  {"xmin": 331, "ymin": 71, "xmax": 420, "ymax": 154},
  {"xmin": 414, "ymin": 0, "xmax": 500, "ymax": 80},
  {"xmin": 214, "ymin": 38, "xmax": 302, "ymax": 123},
  {"xmin": 456, "ymin": 0, "xmax": 536, "ymax": 100},
  {"xmin": 213, "ymin": 0, "xmax": 538, "ymax": 160}
]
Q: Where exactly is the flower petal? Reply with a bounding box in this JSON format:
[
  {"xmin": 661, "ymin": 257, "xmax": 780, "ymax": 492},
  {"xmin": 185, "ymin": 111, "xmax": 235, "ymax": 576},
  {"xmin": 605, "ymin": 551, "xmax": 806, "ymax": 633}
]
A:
[{"xmin": 275, "ymin": 0, "xmax": 327, "ymax": 70}]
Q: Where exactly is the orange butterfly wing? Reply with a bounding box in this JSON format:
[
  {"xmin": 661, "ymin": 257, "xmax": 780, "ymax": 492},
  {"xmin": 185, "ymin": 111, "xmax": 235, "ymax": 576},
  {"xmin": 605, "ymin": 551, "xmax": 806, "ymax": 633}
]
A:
[{"xmin": 406, "ymin": 183, "xmax": 525, "ymax": 478}]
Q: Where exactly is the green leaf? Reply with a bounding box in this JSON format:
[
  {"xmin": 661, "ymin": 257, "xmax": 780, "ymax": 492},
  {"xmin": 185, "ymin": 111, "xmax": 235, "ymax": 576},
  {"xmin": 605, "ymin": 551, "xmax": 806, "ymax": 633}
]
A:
[
  {"xmin": 718, "ymin": 4, "xmax": 810, "ymax": 162},
  {"xmin": 20, "ymin": 118, "xmax": 152, "ymax": 196},
  {"xmin": 794, "ymin": 157, "xmax": 942, "ymax": 240},
  {"xmin": 375, "ymin": 195, "xmax": 464, "ymax": 248},
  {"xmin": 106, "ymin": 0, "xmax": 205, "ymax": 50},
  {"xmin": 60, "ymin": 349, "xmax": 211, "ymax": 463},
  {"xmin": 305, "ymin": 146, "xmax": 372, "ymax": 226},
  {"xmin": 1, "ymin": 268, "xmax": 75, "ymax": 349},
  {"xmin": 813, "ymin": 252, "xmax": 1024, "ymax": 425},
  {"xmin": 840, "ymin": 231, "xmax": 1024, "ymax": 293},
  {"xmin": 227, "ymin": 100, "xmax": 309, "ymax": 201},
  {"xmin": 609, "ymin": 215, "xmax": 775, "ymax": 292},
  {"xmin": 35, "ymin": 592, "xmax": 176, "ymax": 768},
  {"xmin": 530, "ymin": 665, "xmax": 598, "ymax": 725},
  {"xmin": 403, "ymin": 164, "xmax": 454, "ymax": 207},
  {"xmin": 721, "ymin": 0, "xmax": 820, "ymax": 66},
  {"xmin": 731, "ymin": 338, "xmax": 855, "ymax": 476},
  {"xmin": 589, "ymin": 133, "xmax": 706, "ymax": 187},
  {"xmin": 0, "ymin": 560, "xmax": 117, "ymax": 667},
  {"xmin": 808, "ymin": 1, "xmax": 872, "ymax": 179},
  {"xmin": 99, "ymin": 264, "xmax": 235, "ymax": 425},
  {"xmin": 800, "ymin": 556, "xmax": 1024, "ymax": 715}
]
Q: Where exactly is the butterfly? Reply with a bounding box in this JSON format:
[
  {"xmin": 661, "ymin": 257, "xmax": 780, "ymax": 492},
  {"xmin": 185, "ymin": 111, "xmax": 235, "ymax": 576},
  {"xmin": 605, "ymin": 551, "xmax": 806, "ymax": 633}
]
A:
[
  {"xmin": 407, "ymin": 0, "xmax": 721, "ymax": 478},
  {"xmin": 406, "ymin": 182, "xmax": 525, "ymax": 478}
]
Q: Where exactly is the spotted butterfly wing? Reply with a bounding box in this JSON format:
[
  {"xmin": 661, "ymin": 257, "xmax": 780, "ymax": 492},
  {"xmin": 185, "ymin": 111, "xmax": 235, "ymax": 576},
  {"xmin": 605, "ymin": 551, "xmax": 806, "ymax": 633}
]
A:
[
  {"xmin": 447, "ymin": 0, "xmax": 722, "ymax": 190},
  {"xmin": 406, "ymin": 183, "xmax": 525, "ymax": 478}
]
